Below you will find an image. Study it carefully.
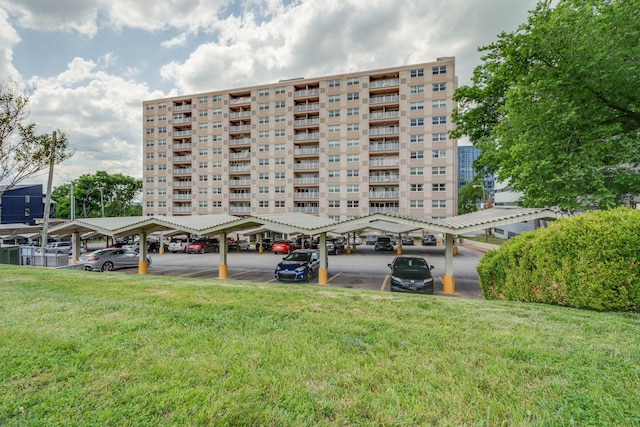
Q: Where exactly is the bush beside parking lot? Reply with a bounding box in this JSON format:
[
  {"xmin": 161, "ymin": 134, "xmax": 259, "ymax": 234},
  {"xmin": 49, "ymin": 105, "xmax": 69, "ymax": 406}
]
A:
[{"xmin": 478, "ymin": 207, "xmax": 640, "ymax": 311}]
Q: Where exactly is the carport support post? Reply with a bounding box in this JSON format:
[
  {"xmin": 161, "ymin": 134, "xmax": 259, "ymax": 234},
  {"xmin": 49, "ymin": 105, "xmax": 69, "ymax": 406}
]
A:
[
  {"xmin": 318, "ymin": 233, "xmax": 328, "ymax": 285},
  {"xmin": 219, "ymin": 232, "xmax": 228, "ymax": 279},
  {"xmin": 159, "ymin": 231, "xmax": 165, "ymax": 254},
  {"xmin": 138, "ymin": 231, "xmax": 148, "ymax": 275},
  {"xmin": 71, "ymin": 231, "xmax": 81, "ymax": 264},
  {"xmin": 397, "ymin": 233, "xmax": 402, "ymax": 255},
  {"xmin": 443, "ymin": 233, "xmax": 455, "ymax": 294}
]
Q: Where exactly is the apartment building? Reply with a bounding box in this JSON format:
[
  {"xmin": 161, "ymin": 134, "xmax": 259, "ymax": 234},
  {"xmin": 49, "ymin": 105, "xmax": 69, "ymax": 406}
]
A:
[{"xmin": 142, "ymin": 57, "xmax": 458, "ymax": 220}]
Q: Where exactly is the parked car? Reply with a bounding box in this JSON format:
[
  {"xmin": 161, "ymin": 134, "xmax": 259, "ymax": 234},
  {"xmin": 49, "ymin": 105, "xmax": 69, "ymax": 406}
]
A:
[
  {"xmin": 348, "ymin": 236, "xmax": 362, "ymax": 245},
  {"xmin": 168, "ymin": 238, "xmax": 191, "ymax": 253},
  {"xmin": 271, "ymin": 240, "xmax": 295, "ymax": 254},
  {"xmin": 79, "ymin": 248, "xmax": 151, "ymax": 272},
  {"xmin": 401, "ymin": 236, "xmax": 415, "ymax": 246},
  {"xmin": 147, "ymin": 239, "xmax": 168, "ymax": 253},
  {"xmin": 274, "ymin": 249, "xmax": 322, "ymax": 282},
  {"xmin": 228, "ymin": 239, "xmax": 251, "ymax": 251},
  {"xmin": 388, "ymin": 255, "xmax": 435, "ymax": 294},
  {"xmin": 326, "ymin": 238, "xmax": 345, "ymax": 255},
  {"xmin": 37, "ymin": 241, "xmax": 86, "ymax": 255},
  {"xmin": 256, "ymin": 238, "xmax": 273, "ymax": 251},
  {"xmin": 365, "ymin": 235, "xmax": 378, "ymax": 245},
  {"xmin": 185, "ymin": 238, "xmax": 220, "ymax": 254},
  {"xmin": 422, "ymin": 234, "xmax": 437, "ymax": 246},
  {"xmin": 374, "ymin": 236, "xmax": 394, "ymax": 251}
]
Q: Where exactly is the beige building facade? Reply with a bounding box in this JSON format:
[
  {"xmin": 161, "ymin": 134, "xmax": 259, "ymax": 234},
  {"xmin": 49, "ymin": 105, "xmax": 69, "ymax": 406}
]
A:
[{"xmin": 142, "ymin": 58, "xmax": 458, "ymax": 220}]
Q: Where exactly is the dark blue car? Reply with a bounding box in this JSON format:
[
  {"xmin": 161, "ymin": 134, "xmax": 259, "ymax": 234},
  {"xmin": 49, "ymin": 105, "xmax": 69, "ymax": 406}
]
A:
[{"xmin": 274, "ymin": 249, "xmax": 322, "ymax": 282}]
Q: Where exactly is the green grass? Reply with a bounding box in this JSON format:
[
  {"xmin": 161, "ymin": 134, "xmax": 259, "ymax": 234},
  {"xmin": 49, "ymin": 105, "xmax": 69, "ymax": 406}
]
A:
[{"xmin": 1, "ymin": 265, "xmax": 639, "ymax": 426}]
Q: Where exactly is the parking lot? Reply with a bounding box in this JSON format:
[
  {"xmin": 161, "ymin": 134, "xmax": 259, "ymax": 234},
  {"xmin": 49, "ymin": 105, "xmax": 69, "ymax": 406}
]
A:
[{"xmin": 104, "ymin": 243, "xmax": 484, "ymax": 298}]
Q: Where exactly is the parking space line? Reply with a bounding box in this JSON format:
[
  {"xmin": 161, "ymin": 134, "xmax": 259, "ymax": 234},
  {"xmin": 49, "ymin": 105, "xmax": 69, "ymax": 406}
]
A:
[
  {"xmin": 380, "ymin": 275, "xmax": 389, "ymax": 292},
  {"xmin": 229, "ymin": 269, "xmax": 261, "ymax": 277},
  {"xmin": 328, "ymin": 271, "xmax": 342, "ymax": 283}
]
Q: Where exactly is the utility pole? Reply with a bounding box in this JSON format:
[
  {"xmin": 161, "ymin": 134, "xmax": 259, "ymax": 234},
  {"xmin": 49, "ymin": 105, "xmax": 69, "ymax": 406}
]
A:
[
  {"xmin": 70, "ymin": 181, "xmax": 75, "ymax": 220},
  {"xmin": 40, "ymin": 131, "xmax": 57, "ymax": 263}
]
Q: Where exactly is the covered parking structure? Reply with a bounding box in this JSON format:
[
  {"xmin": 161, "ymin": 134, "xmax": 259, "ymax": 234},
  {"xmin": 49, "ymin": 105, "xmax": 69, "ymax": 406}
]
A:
[{"xmin": 40, "ymin": 207, "xmax": 561, "ymax": 294}]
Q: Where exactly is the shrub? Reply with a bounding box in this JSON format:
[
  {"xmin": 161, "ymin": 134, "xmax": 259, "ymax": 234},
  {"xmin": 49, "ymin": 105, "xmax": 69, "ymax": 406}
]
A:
[{"xmin": 477, "ymin": 207, "xmax": 640, "ymax": 311}]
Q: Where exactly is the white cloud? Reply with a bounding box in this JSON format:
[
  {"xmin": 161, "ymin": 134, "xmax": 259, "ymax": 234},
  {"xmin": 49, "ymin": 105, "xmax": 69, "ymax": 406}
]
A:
[{"xmin": 0, "ymin": 7, "xmax": 20, "ymax": 79}]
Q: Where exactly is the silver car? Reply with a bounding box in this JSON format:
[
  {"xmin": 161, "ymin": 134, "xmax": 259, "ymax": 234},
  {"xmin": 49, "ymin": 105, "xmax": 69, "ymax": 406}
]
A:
[{"xmin": 79, "ymin": 248, "xmax": 151, "ymax": 272}]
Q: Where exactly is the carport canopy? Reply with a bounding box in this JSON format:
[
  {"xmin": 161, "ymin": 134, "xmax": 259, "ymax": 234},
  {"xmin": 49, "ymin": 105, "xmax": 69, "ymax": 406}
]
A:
[{"xmin": 39, "ymin": 207, "xmax": 563, "ymax": 292}]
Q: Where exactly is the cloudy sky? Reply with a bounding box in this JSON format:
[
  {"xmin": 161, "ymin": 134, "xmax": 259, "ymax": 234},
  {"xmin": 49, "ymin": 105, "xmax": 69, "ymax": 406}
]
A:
[{"xmin": 0, "ymin": 0, "xmax": 539, "ymax": 190}]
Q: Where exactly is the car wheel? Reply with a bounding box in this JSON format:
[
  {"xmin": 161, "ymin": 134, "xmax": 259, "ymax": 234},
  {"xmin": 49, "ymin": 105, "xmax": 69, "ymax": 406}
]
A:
[
  {"xmin": 200, "ymin": 248, "xmax": 206, "ymax": 254},
  {"xmin": 101, "ymin": 262, "xmax": 114, "ymax": 272},
  {"xmin": 147, "ymin": 258, "xmax": 152, "ymax": 267},
  {"xmin": 306, "ymin": 269, "xmax": 314, "ymax": 282}
]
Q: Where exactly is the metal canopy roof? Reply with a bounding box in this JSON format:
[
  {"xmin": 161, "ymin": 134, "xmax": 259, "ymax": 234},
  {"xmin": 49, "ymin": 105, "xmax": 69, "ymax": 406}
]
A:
[{"xmin": 18, "ymin": 208, "xmax": 564, "ymax": 242}]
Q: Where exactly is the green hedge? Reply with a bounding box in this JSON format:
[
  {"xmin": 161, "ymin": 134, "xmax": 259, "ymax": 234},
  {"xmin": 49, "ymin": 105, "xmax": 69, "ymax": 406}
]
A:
[{"xmin": 478, "ymin": 207, "xmax": 640, "ymax": 311}]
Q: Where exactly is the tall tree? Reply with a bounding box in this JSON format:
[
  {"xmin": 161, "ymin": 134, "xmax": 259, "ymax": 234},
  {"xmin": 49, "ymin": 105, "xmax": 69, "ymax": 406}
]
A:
[
  {"xmin": 0, "ymin": 79, "xmax": 73, "ymax": 196},
  {"xmin": 51, "ymin": 171, "xmax": 142, "ymax": 219},
  {"xmin": 452, "ymin": 0, "xmax": 640, "ymax": 212}
]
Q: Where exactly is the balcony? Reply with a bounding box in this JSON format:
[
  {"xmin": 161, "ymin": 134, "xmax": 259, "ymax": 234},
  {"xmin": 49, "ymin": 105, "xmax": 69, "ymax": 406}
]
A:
[
  {"xmin": 230, "ymin": 206, "xmax": 251, "ymax": 213},
  {"xmin": 229, "ymin": 193, "xmax": 251, "ymax": 200},
  {"xmin": 172, "ymin": 193, "xmax": 192, "ymax": 200},
  {"xmin": 294, "ymin": 117, "xmax": 320, "ymax": 127},
  {"xmin": 369, "ymin": 78, "xmax": 399, "ymax": 89},
  {"xmin": 369, "ymin": 111, "xmax": 399, "ymax": 121},
  {"xmin": 369, "ymin": 141, "xmax": 399, "ymax": 152},
  {"xmin": 173, "ymin": 104, "xmax": 193, "ymax": 112},
  {"xmin": 172, "ymin": 155, "xmax": 192, "ymax": 162},
  {"xmin": 229, "ymin": 111, "xmax": 251, "ymax": 119},
  {"xmin": 294, "ymin": 206, "xmax": 319, "ymax": 214},
  {"xmin": 294, "ymin": 176, "xmax": 320, "ymax": 184},
  {"xmin": 174, "ymin": 130, "xmax": 193, "ymax": 137},
  {"xmin": 369, "ymin": 126, "xmax": 399, "ymax": 136},
  {"xmin": 294, "ymin": 161, "xmax": 320, "ymax": 170},
  {"xmin": 369, "ymin": 94, "xmax": 399, "ymax": 105},
  {"xmin": 369, "ymin": 190, "xmax": 399, "ymax": 199},
  {"xmin": 230, "ymin": 124, "xmax": 252, "ymax": 132},
  {"xmin": 229, "ymin": 179, "xmax": 251, "ymax": 186},
  {"xmin": 173, "ymin": 117, "xmax": 192, "ymax": 125},
  {"xmin": 230, "ymin": 96, "xmax": 251, "ymax": 105},
  {"xmin": 370, "ymin": 157, "xmax": 399, "ymax": 167},
  {"xmin": 229, "ymin": 151, "xmax": 251, "ymax": 159},
  {"xmin": 294, "ymin": 146, "xmax": 320, "ymax": 156},
  {"xmin": 294, "ymin": 191, "xmax": 320, "ymax": 199},
  {"xmin": 294, "ymin": 132, "xmax": 320, "ymax": 141},
  {"xmin": 294, "ymin": 103, "xmax": 320, "ymax": 112},
  {"xmin": 229, "ymin": 164, "xmax": 251, "ymax": 173},
  {"xmin": 173, "ymin": 167, "xmax": 192, "ymax": 175},
  {"xmin": 173, "ymin": 206, "xmax": 193, "ymax": 213},
  {"xmin": 230, "ymin": 137, "xmax": 251, "ymax": 146},
  {"xmin": 368, "ymin": 174, "xmax": 399, "ymax": 183},
  {"xmin": 173, "ymin": 180, "xmax": 193, "ymax": 187},
  {"xmin": 173, "ymin": 143, "xmax": 192, "ymax": 150},
  {"xmin": 294, "ymin": 88, "xmax": 320, "ymax": 97},
  {"xmin": 369, "ymin": 206, "xmax": 399, "ymax": 214}
]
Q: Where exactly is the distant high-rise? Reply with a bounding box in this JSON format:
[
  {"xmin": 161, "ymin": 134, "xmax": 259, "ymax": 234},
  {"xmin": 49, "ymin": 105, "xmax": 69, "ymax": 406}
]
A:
[{"xmin": 142, "ymin": 58, "xmax": 458, "ymax": 220}]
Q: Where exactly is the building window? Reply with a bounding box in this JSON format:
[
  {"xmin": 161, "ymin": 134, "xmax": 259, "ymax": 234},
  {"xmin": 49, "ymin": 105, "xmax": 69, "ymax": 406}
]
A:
[
  {"xmin": 259, "ymin": 89, "xmax": 269, "ymax": 96},
  {"xmin": 275, "ymin": 157, "xmax": 285, "ymax": 165},
  {"xmin": 145, "ymin": 104, "xmax": 154, "ymax": 110},
  {"xmin": 432, "ymin": 99, "xmax": 446, "ymax": 108},
  {"xmin": 433, "ymin": 65, "xmax": 447, "ymax": 75},
  {"xmin": 328, "ymin": 170, "xmax": 340, "ymax": 178},
  {"xmin": 432, "ymin": 133, "xmax": 447, "ymax": 142},
  {"xmin": 410, "ymin": 101, "xmax": 424, "ymax": 110},
  {"xmin": 328, "ymin": 79, "xmax": 340, "ymax": 87},
  {"xmin": 328, "ymin": 185, "xmax": 340, "ymax": 193},
  {"xmin": 259, "ymin": 172, "xmax": 269, "ymax": 180},
  {"xmin": 410, "ymin": 167, "xmax": 424, "ymax": 176},
  {"xmin": 432, "ymin": 200, "xmax": 447, "ymax": 208},
  {"xmin": 432, "ymin": 166, "xmax": 447, "ymax": 175},
  {"xmin": 328, "ymin": 109, "xmax": 340, "ymax": 117},
  {"xmin": 198, "ymin": 110, "xmax": 208, "ymax": 116},
  {"xmin": 259, "ymin": 187, "xmax": 269, "ymax": 194},
  {"xmin": 212, "ymin": 161, "xmax": 222, "ymax": 167},
  {"xmin": 275, "ymin": 100, "xmax": 285, "ymax": 108},
  {"xmin": 328, "ymin": 94, "xmax": 340, "ymax": 103},
  {"xmin": 213, "ymin": 108, "xmax": 222, "ymax": 115},
  {"xmin": 212, "ymin": 148, "xmax": 222, "ymax": 154},
  {"xmin": 275, "ymin": 186, "xmax": 285, "ymax": 193},
  {"xmin": 275, "ymin": 87, "xmax": 285, "ymax": 94},
  {"xmin": 275, "ymin": 172, "xmax": 286, "ymax": 179},
  {"xmin": 410, "ymin": 68, "xmax": 424, "ymax": 77},
  {"xmin": 259, "ymin": 116, "xmax": 270, "ymax": 124},
  {"xmin": 199, "ymin": 201, "xmax": 208, "ymax": 208},
  {"xmin": 158, "ymin": 164, "xmax": 166, "ymax": 170},
  {"xmin": 146, "ymin": 140, "xmax": 154, "ymax": 147},
  {"xmin": 198, "ymin": 162, "xmax": 208, "ymax": 168},
  {"xmin": 198, "ymin": 123, "xmax": 208, "ymax": 130},
  {"xmin": 410, "ymin": 151, "xmax": 424, "ymax": 159},
  {"xmin": 259, "ymin": 144, "xmax": 269, "ymax": 152},
  {"xmin": 410, "ymin": 200, "xmax": 424, "ymax": 208},
  {"xmin": 432, "ymin": 183, "xmax": 446, "ymax": 192},
  {"xmin": 259, "ymin": 130, "xmax": 269, "ymax": 138},
  {"xmin": 328, "ymin": 155, "xmax": 340, "ymax": 163},
  {"xmin": 410, "ymin": 134, "xmax": 424, "ymax": 143},
  {"xmin": 432, "ymin": 116, "xmax": 447, "ymax": 125},
  {"xmin": 212, "ymin": 95, "xmax": 222, "ymax": 101},
  {"xmin": 259, "ymin": 159, "xmax": 269, "ymax": 166},
  {"xmin": 347, "ymin": 185, "xmax": 359, "ymax": 193},
  {"xmin": 275, "ymin": 200, "xmax": 285, "ymax": 207},
  {"xmin": 432, "ymin": 83, "xmax": 446, "ymax": 92},
  {"xmin": 199, "ymin": 188, "xmax": 208, "ymax": 194},
  {"xmin": 347, "ymin": 123, "xmax": 359, "ymax": 131},
  {"xmin": 328, "ymin": 200, "xmax": 340, "ymax": 208},
  {"xmin": 432, "ymin": 150, "xmax": 447, "ymax": 158},
  {"xmin": 212, "ymin": 135, "xmax": 222, "ymax": 142},
  {"xmin": 275, "ymin": 115, "xmax": 285, "ymax": 123},
  {"xmin": 346, "ymin": 77, "xmax": 359, "ymax": 85},
  {"xmin": 275, "ymin": 143, "xmax": 286, "ymax": 151},
  {"xmin": 24, "ymin": 208, "xmax": 30, "ymax": 216},
  {"xmin": 212, "ymin": 188, "xmax": 222, "ymax": 194},
  {"xmin": 199, "ymin": 175, "xmax": 208, "ymax": 182},
  {"xmin": 158, "ymin": 139, "xmax": 166, "ymax": 146},
  {"xmin": 347, "ymin": 169, "xmax": 359, "ymax": 177},
  {"xmin": 347, "ymin": 200, "xmax": 359, "ymax": 208},
  {"xmin": 328, "ymin": 125, "xmax": 340, "ymax": 133},
  {"xmin": 146, "ymin": 153, "xmax": 154, "ymax": 159},
  {"xmin": 347, "ymin": 92, "xmax": 359, "ymax": 101},
  {"xmin": 146, "ymin": 116, "xmax": 154, "ymax": 122},
  {"xmin": 198, "ymin": 136, "xmax": 208, "ymax": 143},
  {"xmin": 146, "ymin": 128, "xmax": 154, "ymax": 135},
  {"xmin": 212, "ymin": 121, "xmax": 222, "ymax": 128},
  {"xmin": 410, "ymin": 118, "xmax": 424, "ymax": 126},
  {"xmin": 347, "ymin": 138, "xmax": 359, "ymax": 147},
  {"xmin": 410, "ymin": 184, "xmax": 424, "ymax": 191},
  {"xmin": 212, "ymin": 174, "xmax": 222, "ymax": 181},
  {"xmin": 347, "ymin": 154, "xmax": 359, "ymax": 162},
  {"xmin": 410, "ymin": 85, "xmax": 424, "ymax": 94},
  {"xmin": 198, "ymin": 96, "xmax": 208, "ymax": 103},
  {"xmin": 259, "ymin": 102, "xmax": 269, "ymax": 110},
  {"xmin": 328, "ymin": 139, "xmax": 340, "ymax": 148},
  {"xmin": 347, "ymin": 107, "xmax": 359, "ymax": 116},
  {"xmin": 158, "ymin": 176, "xmax": 166, "ymax": 182},
  {"xmin": 259, "ymin": 201, "xmax": 269, "ymax": 208}
]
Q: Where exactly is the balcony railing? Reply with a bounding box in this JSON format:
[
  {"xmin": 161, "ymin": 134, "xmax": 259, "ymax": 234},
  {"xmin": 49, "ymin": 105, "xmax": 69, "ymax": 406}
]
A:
[
  {"xmin": 369, "ymin": 126, "xmax": 399, "ymax": 136},
  {"xmin": 294, "ymin": 103, "xmax": 320, "ymax": 112},
  {"xmin": 172, "ymin": 193, "xmax": 192, "ymax": 200},
  {"xmin": 173, "ymin": 143, "xmax": 192, "ymax": 150},
  {"xmin": 369, "ymin": 206, "xmax": 400, "ymax": 213},
  {"xmin": 174, "ymin": 130, "xmax": 192, "ymax": 137},
  {"xmin": 294, "ymin": 118, "xmax": 320, "ymax": 126},
  {"xmin": 369, "ymin": 111, "xmax": 399, "ymax": 120},
  {"xmin": 173, "ymin": 104, "xmax": 193, "ymax": 112},
  {"xmin": 230, "ymin": 206, "xmax": 251, "ymax": 213},
  {"xmin": 368, "ymin": 174, "xmax": 399, "ymax": 183},
  {"xmin": 229, "ymin": 151, "xmax": 251, "ymax": 159},
  {"xmin": 230, "ymin": 97, "xmax": 251, "ymax": 105},
  {"xmin": 294, "ymin": 176, "xmax": 320, "ymax": 184},
  {"xmin": 230, "ymin": 125, "xmax": 252, "ymax": 132},
  {"xmin": 370, "ymin": 94, "xmax": 399, "ymax": 105},
  {"xmin": 229, "ymin": 193, "xmax": 251, "ymax": 200},
  {"xmin": 173, "ymin": 117, "xmax": 192, "ymax": 124},
  {"xmin": 294, "ymin": 206, "xmax": 319, "ymax": 214},
  {"xmin": 369, "ymin": 78, "xmax": 399, "ymax": 89},
  {"xmin": 369, "ymin": 141, "xmax": 399, "ymax": 151},
  {"xmin": 369, "ymin": 191, "xmax": 399, "ymax": 198},
  {"xmin": 230, "ymin": 137, "xmax": 251, "ymax": 146},
  {"xmin": 229, "ymin": 165, "xmax": 251, "ymax": 172},
  {"xmin": 172, "ymin": 155, "xmax": 192, "ymax": 162},
  {"xmin": 294, "ymin": 162, "xmax": 320, "ymax": 170},
  {"xmin": 294, "ymin": 191, "xmax": 320, "ymax": 199},
  {"xmin": 173, "ymin": 206, "xmax": 193, "ymax": 213},
  {"xmin": 173, "ymin": 181, "xmax": 193, "ymax": 187},
  {"xmin": 229, "ymin": 179, "xmax": 251, "ymax": 186},
  {"xmin": 294, "ymin": 132, "xmax": 320, "ymax": 141},
  {"xmin": 294, "ymin": 89, "xmax": 320, "ymax": 97},
  {"xmin": 229, "ymin": 111, "xmax": 251, "ymax": 119},
  {"xmin": 294, "ymin": 146, "xmax": 320, "ymax": 155},
  {"xmin": 370, "ymin": 158, "xmax": 399, "ymax": 167},
  {"xmin": 173, "ymin": 168, "xmax": 192, "ymax": 175}
]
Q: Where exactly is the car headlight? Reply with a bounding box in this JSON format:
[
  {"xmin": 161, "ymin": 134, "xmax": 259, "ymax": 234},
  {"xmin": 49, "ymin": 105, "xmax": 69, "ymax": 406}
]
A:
[
  {"xmin": 295, "ymin": 265, "xmax": 307, "ymax": 272},
  {"xmin": 390, "ymin": 275, "xmax": 402, "ymax": 284},
  {"xmin": 423, "ymin": 278, "xmax": 434, "ymax": 285}
]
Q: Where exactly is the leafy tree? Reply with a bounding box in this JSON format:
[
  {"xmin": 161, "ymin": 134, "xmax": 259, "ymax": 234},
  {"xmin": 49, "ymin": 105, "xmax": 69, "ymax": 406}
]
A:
[
  {"xmin": 452, "ymin": 0, "xmax": 640, "ymax": 212},
  {"xmin": 0, "ymin": 79, "xmax": 73, "ymax": 196},
  {"xmin": 51, "ymin": 171, "xmax": 142, "ymax": 219},
  {"xmin": 458, "ymin": 177, "xmax": 486, "ymax": 214}
]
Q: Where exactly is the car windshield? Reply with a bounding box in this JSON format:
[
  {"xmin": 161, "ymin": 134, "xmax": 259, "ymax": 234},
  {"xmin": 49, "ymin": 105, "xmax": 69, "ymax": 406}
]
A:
[
  {"xmin": 285, "ymin": 252, "xmax": 311, "ymax": 262},
  {"xmin": 395, "ymin": 258, "xmax": 428, "ymax": 270}
]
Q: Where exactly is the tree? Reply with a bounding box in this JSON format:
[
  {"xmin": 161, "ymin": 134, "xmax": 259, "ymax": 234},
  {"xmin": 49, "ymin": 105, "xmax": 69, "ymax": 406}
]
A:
[
  {"xmin": 51, "ymin": 171, "xmax": 142, "ymax": 219},
  {"xmin": 458, "ymin": 177, "xmax": 486, "ymax": 215},
  {"xmin": 0, "ymin": 79, "xmax": 73, "ymax": 196},
  {"xmin": 452, "ymin": 0, "xmax": 640, "ymax": 212}
]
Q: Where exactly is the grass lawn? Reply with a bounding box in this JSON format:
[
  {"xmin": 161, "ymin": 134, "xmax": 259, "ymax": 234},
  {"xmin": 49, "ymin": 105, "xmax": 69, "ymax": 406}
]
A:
[{"xmin": 1, "ymin": 265, "xmax": 639, "ymax": 426}]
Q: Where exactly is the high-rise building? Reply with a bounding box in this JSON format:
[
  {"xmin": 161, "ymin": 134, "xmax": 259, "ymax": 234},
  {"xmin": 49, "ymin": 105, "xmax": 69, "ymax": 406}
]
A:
[{"xmin": 142, "ymin": 58, "xmax": 458, "ymax": 220}]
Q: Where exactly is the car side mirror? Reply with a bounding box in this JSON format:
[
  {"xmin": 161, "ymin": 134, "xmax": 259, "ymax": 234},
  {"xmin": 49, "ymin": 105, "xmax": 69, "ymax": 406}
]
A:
[
  {"xmin": 388, "ymin": 263, "xmax": 392, "ymax": 269},
  {"xmin": 430, "ymin": 265, "xmax": 434, "ymax": 270}
]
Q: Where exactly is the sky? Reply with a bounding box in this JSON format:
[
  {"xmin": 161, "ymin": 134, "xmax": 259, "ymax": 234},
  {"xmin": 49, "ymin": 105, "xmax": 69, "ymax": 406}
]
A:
[{"xmin": 0, "ymin": 0, "xmax": 540, "ymax": 190}]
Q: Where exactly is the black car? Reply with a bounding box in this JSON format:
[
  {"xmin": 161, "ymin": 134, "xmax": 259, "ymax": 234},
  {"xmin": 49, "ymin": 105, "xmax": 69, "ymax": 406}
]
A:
[
  {"xmin": 388, "ymin": 255, "xmax": 435, "ymax": 294},
  {"xmin": 274, "ymin": 249, "xmax": 322, "ymax": 282},
  {"xmin": 374, "ymin": 236, "xmax": 394, "ymax": 251},
  {"xmin": 401, "ymin": 236, "xmax": 415, "ymax": 246},
  {"xmin": 256, "ymin": 238, "xmax": 273, "ymax": 251},
  {"xmin": 422, "ymin": 234, "xmax": 437, "ymax": 246},
  {"xmin": 326, "ymin": 238, "xmax": 345, "ymax": 255}
]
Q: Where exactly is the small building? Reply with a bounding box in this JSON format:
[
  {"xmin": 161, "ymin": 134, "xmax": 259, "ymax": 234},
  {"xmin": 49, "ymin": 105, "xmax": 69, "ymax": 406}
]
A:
[{"xmin": 0, "ymin": 184, "xmax": 53, "ymax": 225}]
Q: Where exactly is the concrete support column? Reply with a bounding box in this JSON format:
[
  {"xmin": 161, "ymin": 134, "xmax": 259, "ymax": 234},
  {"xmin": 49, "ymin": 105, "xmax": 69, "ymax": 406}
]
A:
[
  {"xmin": 219, "ymin": 231, "xmax": 228, "ymax": 279},
  {"xmin": 71, "ymin": 231, "xmax": 81, "ymax": 264},
  {"xmin": 138, "ymin": 230, "xmax": 148, "ymax": 275},
  {"xmin": 318, "ymin": 233, "xmax": 328, "ymax": 285},
  {"xmin": 443, "ymin": 233, "xmax": 455, "ymax": 294}
]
